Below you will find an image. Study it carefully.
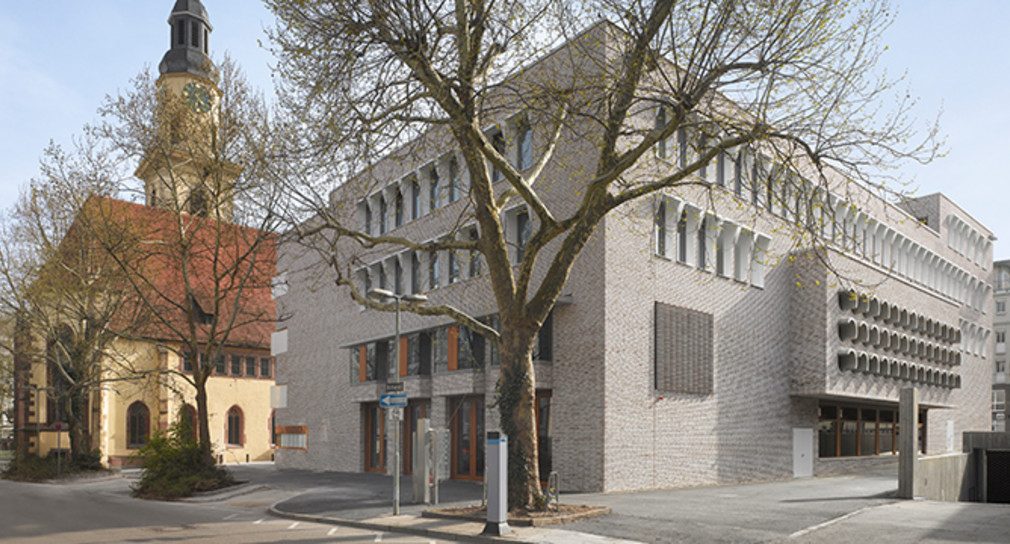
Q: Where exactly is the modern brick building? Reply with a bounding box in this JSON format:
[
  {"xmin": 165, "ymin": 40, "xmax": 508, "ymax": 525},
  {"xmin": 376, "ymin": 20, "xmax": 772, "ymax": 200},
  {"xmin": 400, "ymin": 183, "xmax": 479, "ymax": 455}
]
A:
[
  {"xmin": 272, "ymin": 24, "xmax": 994, "ymax": 492},
  {"xmin": 991, "ymin": 260, "xmax": 1009, "ymax": 431}
]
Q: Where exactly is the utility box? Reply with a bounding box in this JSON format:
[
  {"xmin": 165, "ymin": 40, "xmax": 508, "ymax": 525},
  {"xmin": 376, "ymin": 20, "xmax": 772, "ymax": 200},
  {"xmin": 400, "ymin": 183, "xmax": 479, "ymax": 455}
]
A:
[{"xmin": 483, "ymin": 431, "xmax": 510, "ymax": 536}]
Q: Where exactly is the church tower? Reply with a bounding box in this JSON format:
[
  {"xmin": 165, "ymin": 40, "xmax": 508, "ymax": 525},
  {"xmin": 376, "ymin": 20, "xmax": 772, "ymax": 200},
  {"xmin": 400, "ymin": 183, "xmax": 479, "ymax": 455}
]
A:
[{"xmin": 136, "ymin": 0, "xmax": 237, "ymax": 223}]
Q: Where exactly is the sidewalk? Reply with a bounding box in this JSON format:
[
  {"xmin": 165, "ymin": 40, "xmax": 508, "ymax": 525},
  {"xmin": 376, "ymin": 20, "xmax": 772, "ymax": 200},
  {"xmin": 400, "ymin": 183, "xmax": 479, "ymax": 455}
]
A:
[{"xmin": 230, "ymin": 462, "xmax": 1010, "ymax": 543}]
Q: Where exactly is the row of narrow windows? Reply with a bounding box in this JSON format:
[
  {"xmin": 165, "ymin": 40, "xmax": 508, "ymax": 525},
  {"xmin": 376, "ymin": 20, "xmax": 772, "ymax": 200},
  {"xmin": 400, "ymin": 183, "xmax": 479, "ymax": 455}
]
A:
[
  {"xmin": 653, "ymin": 196, "xmax": 770, "ymax": 288},
  {"xmin": 653, "ymin": 113, "xmax": 989, "ymax": 309},
  {"xmin": 355, "ymin": 206, "xmax": 531, "ymax": 298},
  {"xmin": 350, "ymin": 313, "xmax": 552, "ymax": 382},
  {"xmin": 357, "ymin": 119, "xmax": 533, "ymax": 237},
  {"xmin": 182, "ymin": 352, "xmax": 274, "ymax": 379},
  {"xmin": 174, "ymin": 19, "xmax": 209, "ymax": 55},
  {"xmin": 127, "ymin": 402, "xmax": 248, "ymax": 448},
  {"xmin": 945, "ymin": 214, "xmax": 991, "ymax": 269}
]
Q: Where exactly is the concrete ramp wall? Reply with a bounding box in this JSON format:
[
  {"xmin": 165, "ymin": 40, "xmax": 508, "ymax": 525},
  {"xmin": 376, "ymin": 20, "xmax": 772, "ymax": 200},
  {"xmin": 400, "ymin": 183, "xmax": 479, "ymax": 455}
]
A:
[{"xmin": 915, "ymin": 453, "xmax": 971, "ymax": 502}]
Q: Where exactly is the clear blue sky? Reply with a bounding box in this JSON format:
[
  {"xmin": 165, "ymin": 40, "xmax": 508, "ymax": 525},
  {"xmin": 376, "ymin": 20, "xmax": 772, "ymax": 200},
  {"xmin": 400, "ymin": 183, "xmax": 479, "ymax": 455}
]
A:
[{"xmin": 2, "ymin": 1, "xmax": 1007, "ymax": 254}]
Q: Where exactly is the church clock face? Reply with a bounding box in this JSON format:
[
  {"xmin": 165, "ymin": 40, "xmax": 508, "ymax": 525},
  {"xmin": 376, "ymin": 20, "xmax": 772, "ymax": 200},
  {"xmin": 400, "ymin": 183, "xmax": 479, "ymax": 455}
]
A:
[{"xmin": 182, "ymin": 81, "xmax": 214, "ymax": 114}]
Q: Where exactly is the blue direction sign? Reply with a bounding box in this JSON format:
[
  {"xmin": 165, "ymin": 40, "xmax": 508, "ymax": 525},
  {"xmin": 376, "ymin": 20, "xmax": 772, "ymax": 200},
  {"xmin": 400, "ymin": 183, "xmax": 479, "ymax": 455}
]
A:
[{"xmin": 380, "ymin": 393, "xmax": 408, "ymax": 408}]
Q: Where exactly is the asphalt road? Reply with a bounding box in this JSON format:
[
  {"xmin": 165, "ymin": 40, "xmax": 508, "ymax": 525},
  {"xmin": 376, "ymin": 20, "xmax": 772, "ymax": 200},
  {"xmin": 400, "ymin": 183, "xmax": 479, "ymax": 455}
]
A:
[{"xmin": 0, "ymin": 475, "xmax": 450, "ymax": 543}]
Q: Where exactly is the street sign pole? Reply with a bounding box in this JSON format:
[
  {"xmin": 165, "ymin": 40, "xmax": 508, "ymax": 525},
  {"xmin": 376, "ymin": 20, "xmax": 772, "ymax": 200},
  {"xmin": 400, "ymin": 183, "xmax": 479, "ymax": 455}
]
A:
[{"xmin": 393, "ymin": 296, "xmax": 401, "ymax": 516}]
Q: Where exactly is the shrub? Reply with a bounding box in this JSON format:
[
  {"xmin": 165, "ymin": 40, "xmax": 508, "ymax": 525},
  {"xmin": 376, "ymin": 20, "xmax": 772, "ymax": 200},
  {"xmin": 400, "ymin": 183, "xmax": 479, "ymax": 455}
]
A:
[
  {"xmin": 2, "ymin": 452, "xmax": 60, "ymax": 482},
  {"xmin": 131, "ymin": 422, "xmax": 233, "ymax": 500}
]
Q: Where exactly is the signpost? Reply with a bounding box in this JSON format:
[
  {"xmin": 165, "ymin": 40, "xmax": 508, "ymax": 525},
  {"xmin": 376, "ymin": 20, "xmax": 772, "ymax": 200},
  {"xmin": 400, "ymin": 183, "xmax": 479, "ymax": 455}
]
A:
[
  {"xmin": 380, "ymin": 393, "xmax": 408, "ymax": 407},
  {"xmin": 367, "ymin": 287, "xmax": 427, "ymax": 517}
]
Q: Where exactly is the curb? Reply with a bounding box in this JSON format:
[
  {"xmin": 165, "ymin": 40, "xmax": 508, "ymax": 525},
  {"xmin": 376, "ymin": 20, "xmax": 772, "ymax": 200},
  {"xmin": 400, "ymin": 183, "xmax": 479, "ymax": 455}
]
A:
[
  {"xmin": 268, "ymin": 500, "xmax": 539, "ymax": 544},
  {"xmin": 422, "ymin": 506, "xmax": 612, "ymax": 526},
  {"xmin": 181, "ymin": 482, "xmax": 268, "ymax": 503}
]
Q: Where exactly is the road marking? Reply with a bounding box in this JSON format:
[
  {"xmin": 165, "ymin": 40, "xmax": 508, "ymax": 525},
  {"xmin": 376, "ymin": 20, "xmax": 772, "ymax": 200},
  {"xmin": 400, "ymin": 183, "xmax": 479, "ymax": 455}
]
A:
[
  {"xmin": 374, "ymin": 533, "xmax": 383, "ymax": 542},
  {"xmin": 327, "ymin": 527, "xmax": 339, "ymax": 536},
  {"xmin": 223, "ymin": 513, "xmax": 239, "ymax": 520},
  {"xmin": 288, "ymin": 522, "xmax": 300, "ymax": 530},
  {"xmin": 788, "ymin": 506, "xmax": 874, "ymax": 539},
  {"xmin": 253, "ymin": 518, "xmax": 264, "ymax": 524}
]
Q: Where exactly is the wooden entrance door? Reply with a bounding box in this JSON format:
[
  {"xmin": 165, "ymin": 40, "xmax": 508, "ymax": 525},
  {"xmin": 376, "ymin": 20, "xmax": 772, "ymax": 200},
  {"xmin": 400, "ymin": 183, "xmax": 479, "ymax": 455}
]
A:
[{"xmin": 450, "ymin": 396, "xmax": 485, "ymax": 480}]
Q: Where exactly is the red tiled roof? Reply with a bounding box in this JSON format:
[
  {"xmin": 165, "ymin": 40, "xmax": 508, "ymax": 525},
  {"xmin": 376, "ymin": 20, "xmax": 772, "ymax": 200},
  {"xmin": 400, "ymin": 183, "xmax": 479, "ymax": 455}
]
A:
[{"xmin": 74, "ymin": 196, "xmax": 276, "ymax": 349}]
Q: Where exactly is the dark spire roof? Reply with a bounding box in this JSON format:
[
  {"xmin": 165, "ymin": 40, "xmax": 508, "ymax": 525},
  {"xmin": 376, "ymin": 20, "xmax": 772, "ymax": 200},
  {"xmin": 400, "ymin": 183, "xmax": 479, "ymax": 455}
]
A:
[{"xmin": 159, "ymin": 0, "xmax": 216, "ymax": 81}]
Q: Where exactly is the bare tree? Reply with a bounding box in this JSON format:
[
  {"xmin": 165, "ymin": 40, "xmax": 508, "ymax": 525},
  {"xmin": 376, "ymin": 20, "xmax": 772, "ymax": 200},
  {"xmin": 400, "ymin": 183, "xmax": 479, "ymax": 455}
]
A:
[
  {"xmin": 0, "ymin": 139, "xmax": 157, "ymax": 467},
  {"xmin": 265, "ymin": 0, "xmax": 938, "ymax": 507},
  {"xmin": 81, "ymin": 58, "xmax": 281, "ymax": 468}
]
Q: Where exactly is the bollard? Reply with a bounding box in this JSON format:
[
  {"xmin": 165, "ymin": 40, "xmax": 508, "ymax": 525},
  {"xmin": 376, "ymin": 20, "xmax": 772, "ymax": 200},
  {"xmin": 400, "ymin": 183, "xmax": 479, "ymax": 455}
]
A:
[{"xmin": 482, "ymin": 431, "xmax": 510, "ymax": 536}]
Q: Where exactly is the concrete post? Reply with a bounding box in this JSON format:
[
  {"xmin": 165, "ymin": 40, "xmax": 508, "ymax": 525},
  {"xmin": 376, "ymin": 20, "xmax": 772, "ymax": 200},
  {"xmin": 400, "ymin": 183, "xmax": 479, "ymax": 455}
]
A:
[
  {"xmin": 412, "ymin": 418, "xmax": 429, "ymax": 503},
  {"xmin": 898, "ymin": 387, "xmax": 919, "ymax": 499}
]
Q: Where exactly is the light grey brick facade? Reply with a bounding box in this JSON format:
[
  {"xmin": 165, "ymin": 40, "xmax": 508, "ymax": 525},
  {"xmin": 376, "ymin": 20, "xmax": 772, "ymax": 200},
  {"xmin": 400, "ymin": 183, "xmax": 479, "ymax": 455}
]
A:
[{"xmin": 272, "ymin": 25, "xmax": 993, "ymax": 493}]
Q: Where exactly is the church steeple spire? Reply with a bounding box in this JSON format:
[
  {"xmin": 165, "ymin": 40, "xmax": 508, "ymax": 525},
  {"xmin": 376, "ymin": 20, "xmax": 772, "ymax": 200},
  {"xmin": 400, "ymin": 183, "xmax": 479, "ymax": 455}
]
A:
[{"xmin": 159, "ymin": 0, "xmax": 216, "ymax": 81}]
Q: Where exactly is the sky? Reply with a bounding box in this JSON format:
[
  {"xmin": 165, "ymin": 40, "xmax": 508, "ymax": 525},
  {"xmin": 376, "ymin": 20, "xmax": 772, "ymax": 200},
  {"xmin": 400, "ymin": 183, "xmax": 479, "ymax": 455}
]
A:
[{"xmin": 1, "ymin": 1, "xmax": 1008, "ymax": 253}]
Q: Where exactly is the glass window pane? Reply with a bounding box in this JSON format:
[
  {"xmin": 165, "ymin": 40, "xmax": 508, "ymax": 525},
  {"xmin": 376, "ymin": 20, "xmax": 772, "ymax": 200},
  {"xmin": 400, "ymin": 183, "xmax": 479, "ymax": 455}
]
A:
[
  {"xmin": 860, "ymin": 421, "xmax": 877, "ymax": 456},
  {"xmin": 840, "ymin": 421, "xmax": 858, "ymax": 456},
  {"xmin": 879, "ymin": 422, "xmax": 895, "ymax": 454},
  {"xmin": 818, "ymin": 420, "xmax": 837, "ymax": 457}
]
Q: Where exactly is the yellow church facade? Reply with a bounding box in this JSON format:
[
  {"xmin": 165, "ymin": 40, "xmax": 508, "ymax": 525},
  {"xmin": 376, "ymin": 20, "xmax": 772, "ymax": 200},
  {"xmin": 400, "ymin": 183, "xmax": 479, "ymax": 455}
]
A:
[{"xmin": 13, "ymin": 0, "xmax": 277, "ymax": 468}]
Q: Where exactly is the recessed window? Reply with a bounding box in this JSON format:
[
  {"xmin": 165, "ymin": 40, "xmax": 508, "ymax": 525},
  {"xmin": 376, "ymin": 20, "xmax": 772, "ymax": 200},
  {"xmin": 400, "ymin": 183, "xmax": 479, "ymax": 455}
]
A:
[
  {"xmin": 227, "ymin": 406, "xmax": 243, "ymax": 446},
  {"xmin": 655, "ymin": 108, "xmax": 667, "ymax": 159},
  {"xmin": 517, "ymin": 121, "xmax": 533, "ymax": 171},
  {"xmin": 429, "ymin": 168, "xmax": 440, "ymax": 211},
  {"xmin": 378, "ymin": 195, "xmax": 387, "ymax": 234},
  {"xmin": 260, "ymin": 358, "xmax": 272, "ymax": 379},
  {"xmin": 230, "ymin": 355, "xmax": 242, "ymax": 376},
  {"xmin": 655, "ymin": 200, "xmax": 667, "ymax": 257},
  {"xmin": 191, "ymin": 21, "xmax": 200, "ymax": 48},
  {"xmin": 468, "ymin": 228, "xmax": 482, "ymax": 277},
  {"xmin": 516, "ymin": 209, "xmax": 530, "ymax": 263},
  {"xmin": 411, "ymin": 252, "xmax": 421, "ymax": 294},
  {"xmin": 429, "ymin": 251, "xmax": 440, "ymax": 289},
  {"xmin": 998, "ymin": 300, "xmax": 1006, "ymax": 314},
  {"xmin": 677, "ymin": 210, "xmax": 688, "ymax": 263},
  {"xmin": 245, "ymin": 356, "xmax": 257, "ymax": 377},
  {"xmin": 411, "ymin": 178, "xmax": 421, "ymax": 219},
  {"xmin": 491, "ymin": 131, "xmax": 506, "ymax": 182},
  {"xmin": 449, "ymin": 251, "xmax": 459, "ymax": 284},
  {"xmin": 214, "ymin": 354, "xmax": 226, "ymax": 375},
  {"xmin": 395, "ymin": 190, "xmax": 404, "ymax": 227},
  {"xmin": 127, "ymin": 401, "xmax": 150, "ymax": 449},
  {"xmin": 449, "ymin": 159, "xmax": 460, "ymax": 202},
  {"xmin": 395, "ymin": 258, "xmax": 403, "ymax": 293}
]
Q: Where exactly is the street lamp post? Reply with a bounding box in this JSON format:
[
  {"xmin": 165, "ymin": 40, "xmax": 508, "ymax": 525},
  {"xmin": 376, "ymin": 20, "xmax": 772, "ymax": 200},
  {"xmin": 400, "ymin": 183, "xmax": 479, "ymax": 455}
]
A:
[{"xmin": 367, "ymin": 287, "xmax": 428, "ymax": 516}]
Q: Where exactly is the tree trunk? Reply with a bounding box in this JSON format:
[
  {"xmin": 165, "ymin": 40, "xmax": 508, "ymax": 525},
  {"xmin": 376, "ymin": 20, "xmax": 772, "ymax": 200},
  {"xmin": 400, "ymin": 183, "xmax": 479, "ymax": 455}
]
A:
[
  {"xmin": 65, "ymin": 393, "xmax": 83, "ymax": 465},
  {"xmin": 195, "ymin": 375, "xmax": 214, "ymax": 467},
  {"xmin": 496, "ymin": 329, "xmax": 542, "ymax": 510}
]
